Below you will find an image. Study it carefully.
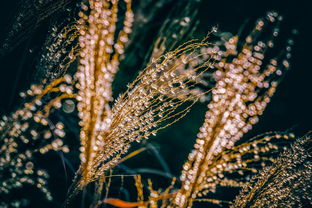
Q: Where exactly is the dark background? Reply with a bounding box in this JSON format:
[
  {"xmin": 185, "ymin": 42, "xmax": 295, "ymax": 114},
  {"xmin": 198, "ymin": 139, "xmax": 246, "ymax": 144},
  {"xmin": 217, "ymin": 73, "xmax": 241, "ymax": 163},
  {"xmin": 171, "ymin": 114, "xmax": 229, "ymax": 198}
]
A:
[{"xmin": 0, "ymin": 0, "xmax": 311, "ymax": 207}]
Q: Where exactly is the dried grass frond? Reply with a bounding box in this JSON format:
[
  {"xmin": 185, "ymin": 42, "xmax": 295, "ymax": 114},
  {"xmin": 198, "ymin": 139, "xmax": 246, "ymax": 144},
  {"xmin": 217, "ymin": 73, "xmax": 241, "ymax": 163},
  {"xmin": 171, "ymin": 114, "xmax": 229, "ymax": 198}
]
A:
[
  {"xmin": 75, "ymin": 0, "xmax": 134, "ymax": 187},
  {"xmin": 232, "ymin": 134, "xmax": 312, "ymax": 208},
  {"xmin": 75, "ymin": 37, "xmax": 216, "ymax": 188},
  {"xmin": 175, "ymin": 12, "xmax": 294, "ymax": 207},
  {"xmin": 0, "ymin": 76, "xmax": 74, "ymax": 203}
]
